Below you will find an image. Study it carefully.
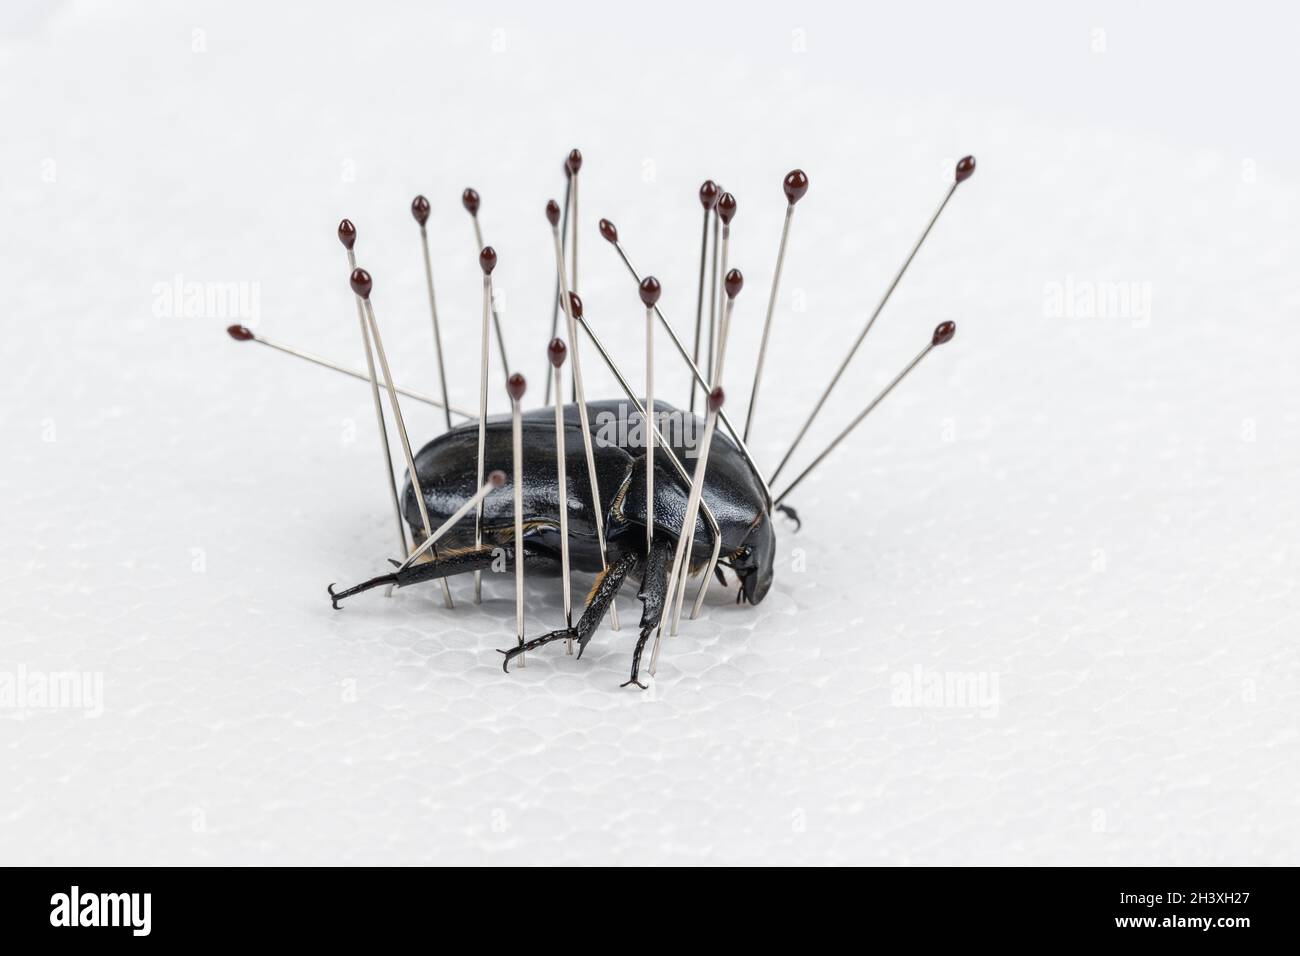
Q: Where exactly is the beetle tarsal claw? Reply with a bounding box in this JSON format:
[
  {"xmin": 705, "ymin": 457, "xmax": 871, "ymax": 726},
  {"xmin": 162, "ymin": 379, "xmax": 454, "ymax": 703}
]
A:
[
  {"xmin": 500, "ymin": 627, "xmax": 580, "ymax": 673},
  {"xmin": 327, "ymin": 584, "xmax": 343, "ymax": 611},
  {"xmin": 619, "ymin": 678, "xmax": 649, "ymax": 691}
]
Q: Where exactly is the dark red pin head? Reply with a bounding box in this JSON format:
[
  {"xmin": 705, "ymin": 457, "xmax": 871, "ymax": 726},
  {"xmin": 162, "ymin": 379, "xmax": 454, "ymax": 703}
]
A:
[
  {"xmin": 462, "ymin": 188, "xmax": 480, "ymax": 216},
  {"xmin": 548, "ymin": 337, "xmax": 568, "ymax": 368},
  {"xmin": 639, "ymin": 276, "xmax": 662, "ymax": 308},
  {"xmin": 411, "ymin": 195, "xmax": 430, "ymax": 226},
  {"xmin": 479, "ymin": 246, "xmax": 497, "ymax": 275},
  {"xmin": 568, "ymin": 291, "xmax": 584, "ymax": 319},
  {"xmin": 566, "ymin": 149, "xmax": 583, "ymax": 174},
  {"xmin": 724, "ymin": 268, "xmax": 743, "ymax": 299},
  {"xmin": 337, "ymin": 218, "xmax": 356, "ymax": 250},
  {"xmin": 783, "ymin": 169, "xmax": 809, "ymax": 205},
  {"xmin": 955, "ymin": 156, "xmax": 976, "ymax": 184},
  {"xmin": 488, "ymin": 470, "xmax": 507, "ymax": 488},
  {"xmin": 507, "ymin": 372, "xmax": 527, "ymax": 402},
  {"xmin": 707, "ymin": 386, "xmax": 725, "ymax": 413},
  {"xmin": 226, "ymin": 324, "xmax": 254, "ymax": 341},
  {"xmin": 546, "ymin": 199, "xmax": 561, "ymax": 227},
  {"xmin": 598, "ymin": 219, "xmax": 618, "ymax": 244},
  {"xmin": 717, "ymin": 192, "xmax": 737, "ymax": 225},
  {"xmin": 932, "ymin": 321, "xmax": 956, "ymax": 346},
  {"xmin": 699, "ymin": 180, "xmax": 720, "ymax": 209},
  {"xmin": 349, "ymin": 268, "xmax": 373, "ymax": 299}
]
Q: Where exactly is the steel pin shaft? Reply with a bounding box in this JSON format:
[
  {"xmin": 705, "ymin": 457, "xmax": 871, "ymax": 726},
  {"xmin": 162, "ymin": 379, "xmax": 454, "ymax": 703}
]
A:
[
  {"xmin": 742, "ymin": 203, "xmax": 793, "ymax": 444},
  {"xmin": 355, "ymin": 279, "xmax": 454, "ymax": 609},
  {"xmin": 341, "ymin": 235, "xmax": 406, "ymax": 597},
  {"xmin": 417, "ymin": 225, "xmax": 455, "ymax": 433},
  {"xmin": 398, "ymin": 475, "xmax": 503, "ymax": 569},
  {"xmin": 229, "ymin": 329, "xmax": 473, "ymax": 418},
  {"xmin": 549, "ymin": 346, "xmax": 575, "ymax": 653},
  {"xmin": 776, "ymin": 321, "xmax": 955, "ymax": 504},
  {"xmin": 551, "ymin": 225, "xmax": 620, "ymax": 632}
]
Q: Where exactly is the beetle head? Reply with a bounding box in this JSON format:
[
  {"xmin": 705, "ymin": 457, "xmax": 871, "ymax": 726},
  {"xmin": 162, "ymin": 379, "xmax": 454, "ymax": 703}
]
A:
[{"xmin": 732, "ymin": 513, "xmax": 775, "ymax": 605}]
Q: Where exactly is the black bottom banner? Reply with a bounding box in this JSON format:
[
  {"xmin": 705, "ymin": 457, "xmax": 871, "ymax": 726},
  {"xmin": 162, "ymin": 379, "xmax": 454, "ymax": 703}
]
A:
[{"xmin": 0, "ymin": 865, "xmax": 1290, "ymax": 944}]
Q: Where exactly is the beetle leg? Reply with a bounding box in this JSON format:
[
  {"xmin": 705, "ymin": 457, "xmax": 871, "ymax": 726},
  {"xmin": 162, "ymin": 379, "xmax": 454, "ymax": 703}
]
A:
[
  {"xmin": 328, "ymin": 540, "xmax": 538, "ymax": 609},
  {"xmin": 499, "ymin": 550, "xmax": 640, "ymax": 673},
  {"xmin": 622, "ymin": 536, "xmax": 676, "ymax": 689},
  {"xmin": 497, "ymin": 628, "xmax": 580, "ymax": 671},
  {"xmin": 574, "ymin": 550, "xmax": 639, "ymax": 658}
]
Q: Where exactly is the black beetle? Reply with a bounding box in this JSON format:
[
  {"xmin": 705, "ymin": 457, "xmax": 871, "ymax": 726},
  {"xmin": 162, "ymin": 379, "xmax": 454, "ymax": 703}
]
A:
[{"xmin": 328, "ymin": 398, "xmax": 781, "ymax": 688}]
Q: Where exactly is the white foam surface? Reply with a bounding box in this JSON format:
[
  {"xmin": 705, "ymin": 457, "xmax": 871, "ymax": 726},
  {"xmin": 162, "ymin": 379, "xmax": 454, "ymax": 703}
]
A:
[{"xmin": 1, "ymin": 1, "xmax": 1296, "ymax": 865}]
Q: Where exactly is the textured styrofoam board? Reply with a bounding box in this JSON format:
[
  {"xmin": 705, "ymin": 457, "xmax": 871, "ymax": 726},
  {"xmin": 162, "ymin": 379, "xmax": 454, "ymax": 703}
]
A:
[{"xmin": 0, "ymin": 0, "xmax": 1296, "ymax": 865}]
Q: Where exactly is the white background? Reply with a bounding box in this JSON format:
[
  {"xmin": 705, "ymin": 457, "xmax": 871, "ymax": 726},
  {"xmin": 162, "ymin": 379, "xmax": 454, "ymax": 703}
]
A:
[{"xmin": 2, "ymin": 0, "xmax": 1296, "ymax": 864}]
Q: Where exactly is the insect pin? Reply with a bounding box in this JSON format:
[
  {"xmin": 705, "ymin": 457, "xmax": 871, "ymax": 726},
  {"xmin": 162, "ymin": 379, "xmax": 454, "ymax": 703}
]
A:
[
  {"xmin": 474, "ymin": 246, "xmax": 498, "ymax": 605},
  {"xmin": 715, "ymin": 191, "xmax": 737, "ymax": 370},
  {"xmin": 507, "ymin": 372, "xmax": 528, "ymax": 663},
  {"xmin": 639, "ymin": 275, "xmax": 662, "ymax": 560},
  {"xmin": 691, "ymin": 180, "xmax": 720, "ymax": 414},
  {"xmin": 411, "ymin": 195, "xmax": 454, "ymax": 434},
  {"xmin": 545, "ymin": 168, "xmax": 573, "ymax": 404},
  {"xmin": 462, "ymin": 187, "xmax": 510, "ymax": 375},
  {"xmin": 547, "ymin": 336, "xmax": 575, "ymax": 654},
  {"xmin": 743, "ymin": 169, "xmax": 807, "ymax": 444},
  {"xmin": 337, "ymin": 219, "xmax": 406, "ymax": 594},
  {"xmin": 565, "ymin": 148, "xmax": 583, "ymax": 295}
]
